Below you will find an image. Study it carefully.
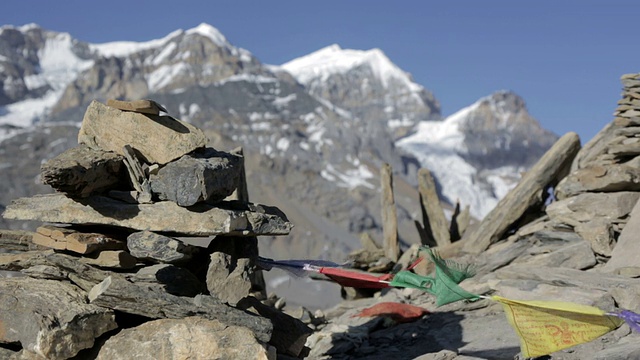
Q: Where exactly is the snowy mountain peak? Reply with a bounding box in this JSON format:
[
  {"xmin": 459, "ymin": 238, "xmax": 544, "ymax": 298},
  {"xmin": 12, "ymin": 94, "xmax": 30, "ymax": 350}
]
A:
[
  {"xmin": 185, "ymin": 23, "xmax": 228, "ymax": 47},
  {"xmin": 282, "ymin": 44, "xmax": 420, "ymax": 91}
]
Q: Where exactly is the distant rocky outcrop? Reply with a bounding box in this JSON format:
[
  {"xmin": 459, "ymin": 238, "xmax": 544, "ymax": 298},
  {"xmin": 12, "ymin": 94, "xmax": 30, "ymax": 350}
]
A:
[{"xmin": 0, "ymin": 100, "xmax": 312, "ymax": 359}]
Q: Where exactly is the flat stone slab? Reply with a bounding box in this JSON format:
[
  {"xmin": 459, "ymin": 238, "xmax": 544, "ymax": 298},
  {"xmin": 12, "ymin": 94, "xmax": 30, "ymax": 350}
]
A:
[{"xmin": 3, "ymin": 194, "xmax": 293, "ymax": 236}]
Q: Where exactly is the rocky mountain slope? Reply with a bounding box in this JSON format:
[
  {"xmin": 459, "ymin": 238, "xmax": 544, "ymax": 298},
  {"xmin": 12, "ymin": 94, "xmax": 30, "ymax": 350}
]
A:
[{"xmin": 0, "ymin": 23, "xmax": 557, "ymax": 307}]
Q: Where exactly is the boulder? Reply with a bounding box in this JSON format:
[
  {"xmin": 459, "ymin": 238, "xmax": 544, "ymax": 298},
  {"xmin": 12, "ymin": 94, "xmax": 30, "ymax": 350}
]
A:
[{"xmin": 130, "ymin": 264, "xmax": 205, "ymax": 297}]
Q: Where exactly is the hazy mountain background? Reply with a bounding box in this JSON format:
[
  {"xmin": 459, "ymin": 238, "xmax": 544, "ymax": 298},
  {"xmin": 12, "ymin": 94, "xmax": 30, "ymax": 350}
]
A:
[{"xmin": 0, "ymin": 23, "xmax": 558, "ymax": 307}]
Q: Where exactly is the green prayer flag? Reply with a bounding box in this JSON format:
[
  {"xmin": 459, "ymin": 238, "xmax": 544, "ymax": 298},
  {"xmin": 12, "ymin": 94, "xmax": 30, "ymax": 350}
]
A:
[
  {"xmin": 389, "ymin": 271, "xmax": 434, "ymax": 292},
  {"xmin": 423, "ymin": 247, "xmax": 480, "ymax": 306}
]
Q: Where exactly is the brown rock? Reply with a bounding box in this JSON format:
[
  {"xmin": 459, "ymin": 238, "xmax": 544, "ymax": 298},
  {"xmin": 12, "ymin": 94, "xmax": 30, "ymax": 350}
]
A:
[
  {"xmin": 80, "ymin": 250, "xmax": 138, "ymax": 269},
  {"xmin": 78, "ymin": 100, "xmax": 207, "ymax": 165},
  {"xmin": 34, "ymin": 225, "xmax": 125, "ymax": 255}
]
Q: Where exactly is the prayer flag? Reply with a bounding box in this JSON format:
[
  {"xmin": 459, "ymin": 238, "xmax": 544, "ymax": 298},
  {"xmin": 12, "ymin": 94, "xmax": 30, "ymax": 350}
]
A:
[
  {"xmin": 493, "ymin": 296, "xmax": 623, "ymax": 358},
  {"xmin": 317, "ymin": 267, "xmax": 391, "ymax": 289}
]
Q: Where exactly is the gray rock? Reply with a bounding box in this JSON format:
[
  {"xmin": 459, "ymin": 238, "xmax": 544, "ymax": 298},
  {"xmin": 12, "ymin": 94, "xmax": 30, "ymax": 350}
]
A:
[
  {"xmin": 96, "ymin": 317, "xmax": 273, "ymax": 360},
  {"xmin": 206, "ymin": 252, "xmax": 252, "ymax": 305},
  {"xmin": 556, "ymin": 164, "xmax": 640, "ymax": 199},
  {"xmin": 131, "ymin": 263, "xmax": 205, "ymax": 297},
  {"xmin": 517, "ymin": 236, "xmax": 596, "ymax": 270},
  {"xmin": 150, "ymin": 148, "xmax": 241, "ymax": 206},
  {"xmin": 418, "ymin": 168, "xmax": 451, "ymax": 246},
  {"xmin": 0, "ymin": 251, "xmax": 112, "ymax": 292},
  {"xmin": 127, "ymin": 231, "xmax": 196, "ymax": 263},
  {"xmin": 593, "ymin": 339, "xmax": 640, "ymax": 360},
  {"xmin": 78, "ymin": 100, "xmax": 207, "ymax": 165},
  {"xmin": 88, "ymin": 275, "xmax": 273, "ymax": 343},
  {"xmin": 603, "ymin": 199, "xmax": 640, "ymax": 271},
  {"xmin": 0, "ymin": 278, "xmax": 117, "ymax": 359},
  {"xmin": 546, "ymin": 192, "xmax": 640, "ymax": 227},
  {"xmin": 40, "ymin": 144, "xmax": 126, "ymax": 198},
  {"xmin": 3, "ymin": 193, "xmax": 293, "ymax": 236},
  {"xmin": 488, "ymin": 264, "xmax": 640, "ymax": 310}
]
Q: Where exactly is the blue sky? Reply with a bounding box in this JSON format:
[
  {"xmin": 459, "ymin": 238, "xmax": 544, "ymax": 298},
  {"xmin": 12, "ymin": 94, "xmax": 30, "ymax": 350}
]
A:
[{"xmin": 2, "ymin": 1, "xmax": 637, "ymax": 143}]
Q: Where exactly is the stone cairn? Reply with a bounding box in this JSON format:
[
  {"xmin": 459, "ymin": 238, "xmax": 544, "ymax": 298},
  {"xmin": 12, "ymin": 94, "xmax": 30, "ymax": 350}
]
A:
[{"xmin": 0, "ymin": 100, "xmax": 312, "ymax": 360}]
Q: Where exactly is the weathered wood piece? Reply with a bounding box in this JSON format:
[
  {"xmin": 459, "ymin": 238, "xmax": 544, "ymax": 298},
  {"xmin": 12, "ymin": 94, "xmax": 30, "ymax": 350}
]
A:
[
  {"xmin": 122, "ymin": 145, "xmax": 152, "ymax": 203},
  {"xmin": 106, "ymin": 99, "xmax": 167, "ymax": 115},
  {"xmin": 78, "ymin": 100, "xmax": 207, "ymax": 165},
  {"xmin": 34, "ymin": 225, "xmax": 125, "ymax": 254},
  {"xmin": 40, "ymin": 144, "xmax": 127, "ymax": 198},
  {"xmin": 463, "ymin": 132, "xmax": 581, "ymax": 254},
  {"xmin": 95, "ymin": 317, "xmax": 272, "ymax": 360},
  {"xmin": 3, "ymin": 194, "xmax": 293, "ymax": 236},
  {"xmin": 149, "ymin": 147, "xmax": 241, "ymax": 206},
  {"xmin": 380, "ymin": 163, "xmax": 399, "ymax": 262},
  {"xmin": 418, "ymin": 168, "xmax": 451, "ymax": 246},
  {"xmin": 0, "ymin": 277, "xmax": 117, "ymax": 359},
  {"xmin": 88, "ymin": 276, "xmax": 272, "ymax": 344}
]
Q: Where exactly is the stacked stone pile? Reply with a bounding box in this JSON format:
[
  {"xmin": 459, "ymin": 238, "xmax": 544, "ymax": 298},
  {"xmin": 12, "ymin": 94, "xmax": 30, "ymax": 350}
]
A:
[{"xmin": 0, "ymin": 100, "xmax": 311, "ymax": 359}]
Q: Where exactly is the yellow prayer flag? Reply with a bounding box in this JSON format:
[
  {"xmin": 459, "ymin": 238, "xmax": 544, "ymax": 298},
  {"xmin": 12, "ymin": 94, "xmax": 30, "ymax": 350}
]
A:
[{"xmin": 493, "ymin": 296, "xmax": 623, "ymax": 358}]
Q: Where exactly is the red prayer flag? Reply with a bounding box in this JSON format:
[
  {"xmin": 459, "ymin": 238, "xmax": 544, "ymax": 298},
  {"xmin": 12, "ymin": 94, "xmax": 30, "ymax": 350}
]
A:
[{"xmin": 318, "ymin": 267, "xmax": 391, "ymax": 288}]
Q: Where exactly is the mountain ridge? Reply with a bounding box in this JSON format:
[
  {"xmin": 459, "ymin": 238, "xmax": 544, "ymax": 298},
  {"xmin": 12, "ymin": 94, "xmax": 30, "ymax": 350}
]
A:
[{"xmin": 0, "ymin": 22, "xmax": 558, "ymax": 307}]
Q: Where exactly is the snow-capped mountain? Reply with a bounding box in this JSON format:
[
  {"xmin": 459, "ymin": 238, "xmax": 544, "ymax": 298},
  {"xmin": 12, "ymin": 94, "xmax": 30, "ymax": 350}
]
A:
[
  {"xmin": 0, "ymin": 23, "xmax": 557, "ymax": 277},
  {"xmin": 282, "ymin": 44, "xmax": 440, "ymax": 140},
  {"xmin": 398, "ymin": 91, "xmax": 558, "ymax": 218}
]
